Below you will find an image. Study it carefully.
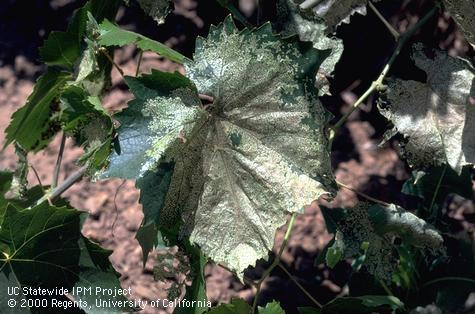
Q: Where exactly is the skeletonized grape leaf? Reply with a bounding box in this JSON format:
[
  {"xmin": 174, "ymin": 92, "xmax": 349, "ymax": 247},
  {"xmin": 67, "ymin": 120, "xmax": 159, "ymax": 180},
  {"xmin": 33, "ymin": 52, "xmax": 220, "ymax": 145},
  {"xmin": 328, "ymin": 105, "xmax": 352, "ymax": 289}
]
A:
[
  {"xmin": 379, "ymin": 46, "xmax": 475, "ymax": 174},
  {"xmin": 60, "ymin": 84, "xmax": 114, "ymax": 172},
  {"xmin": 0, "ymin": 202, "xmax": 130, "ymax": 313},
  {"xmin": 97, "ymin": 19, "xmax": 186, "ymax": 64},
  {"xmin": 298, "ymin": 0, "xmax": 368, "ymax": 32},
  {"xmin": 103, "ymin": 17, "xmax": 336, "ymax": 278},
  {"xmin": 321, "ymin": 202, "xmax": 443, "ymax": 282},
  {"xmin": 443, "ymin": 0, "xmax": 475, "ymax": 46},
  {"xmin": 276, "ymin": 0, "xmax": 344, "ymax": 95},
  {"xmin": 75, "ymin": 13, "xmax": 114, "ymax": 96},
  {"xmin": 136, "ymin": 0, "xmax": 173, "ymax": 25}
]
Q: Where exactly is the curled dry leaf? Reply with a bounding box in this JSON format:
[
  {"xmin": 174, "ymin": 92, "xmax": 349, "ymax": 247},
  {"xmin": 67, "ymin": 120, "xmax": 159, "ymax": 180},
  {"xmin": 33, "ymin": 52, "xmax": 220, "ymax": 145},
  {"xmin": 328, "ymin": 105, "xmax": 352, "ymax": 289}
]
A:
[
  {"xmin": 379, "ymin": 45, "xmax": 475, "ymax": 174},
  {"xmin": 277, "ymin": 0, "xmax": 344, "ymax": 95},
  {"xmin": 298, "ymin": 0, "xmax": 368, "ymax": 33}
]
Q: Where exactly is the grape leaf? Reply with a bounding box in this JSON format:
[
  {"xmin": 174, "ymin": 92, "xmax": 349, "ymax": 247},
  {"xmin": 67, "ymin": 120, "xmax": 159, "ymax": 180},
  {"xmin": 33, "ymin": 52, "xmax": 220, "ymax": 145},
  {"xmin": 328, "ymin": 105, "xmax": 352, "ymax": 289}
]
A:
[
  {"xmin": 59, "ymin": 84, "xmax": 114, "ymax": 172},
  {"xmin": 0, "ymin": 270, "xmax": 30, "ymax": 314},
  {"xmin": 103, "ymin": 17, "xmax": 336, "ymax": 278},
  {"xmin": 39, "ymin": 0, "xmax": 122, "ymax": 69},
  {"xmin": 75, "ymin": 13, "xmax": 114, "ymax": 96},
  {"xmin": 0, "ymin": 202, "xmax": 129, "ymax": 313},
  {"xmin": 4, "ymin": 69, "xmax": 70, "ymax": 152},
  {"xmin": 259, "ymin": 301, "xmax": 285, "ymax": 314},
  {"xmin": 443, "ymin": 0, "xmax": 475, "ymax": 46},
  {"xmin": 39, "ymin": 32, "xmax": 81, "ymax": 69},
  {"xmin": 136, "ymin": 0, "xmax": 173, "ymax": 25},
  {"xmin": 379, "ymin": 46, "xmax": 475, "ymax": 174},
  {"xmin": 303, "ymin": 295, "xmax": 404, "ymax": 314},
  {"xmin": 298, "ymin": 0, "xmax": 368, "ymax": 32},
  {"xmin": 175, "ymin": 242, "xmax": 208, "ymax": 314},
  {"xmin": 5, "ymin": 0, "xmax": 121, "ymax": 152},
  {"xmin": 326, "ymin": 202, "xmax": 443, "ymax": 282},
  {"xmin": 368, "ymin": 204, "xmax": 444, "ymax": 248},
  {"xmin": 97, "ymin": 19, "xmax": 186, "ymax": 63},
  {"xmin": 208, "ymin": 299, "xmax": 250, "ymax": 313},
  {"xmin": 402, "ymin": 165, "xmax": 473, "ymax": 217},
  {"xmin": 277, "ymin": 0, "xmax": 344, "ymax": 95},
  {"xmin": 216, "ymin": 0, "xmax": 253, "ymax": 28},
  {"xmin": 0, "ymin": 172, "xmax": 13, "ymax": 226}
]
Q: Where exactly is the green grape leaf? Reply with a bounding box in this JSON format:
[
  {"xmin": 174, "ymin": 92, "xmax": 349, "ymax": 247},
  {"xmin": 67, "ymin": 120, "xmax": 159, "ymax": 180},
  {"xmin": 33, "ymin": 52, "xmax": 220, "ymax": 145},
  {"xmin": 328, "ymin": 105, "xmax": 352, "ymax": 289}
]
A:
[
  {"xmin": 59, "ymin": 84, "xmax": 114, "ymax": 172},
  {"xmin": 97, "ymin": 19, "xmax": 186, "ymax": 63},
  {"xmin": 316, "ymin": 295, "xmax": 404, "ymax": 314},
  {"xmin": 320, "ymin": 206, "xmax": 346, "ymax": 234},
  {"xmin": 208, "ymin": 299, "xmax": 251, "ymax": 313},
  {"xmin": 443, "ymin": 0, "xmax": 475, "ymax": 46},
  {"xmin": 0, "ymin": 271, "xmax": 30, "ymax": 314},
  {"xmin": 325, "ymin": 246, "xmax": 342, "ymax": 268},
  {"xmin": 259, "ymin": 301, "xmax": 285, "ymax": 314},
  {"xmin": 0, "ymin": 202, "xmax": 130, "ymax": 313},
  {"xmin": 314, "ymin": 237, "xmax": 335, "ymax": 266},
  {"xmin": 298, "ymin": 307, "xmax": 320, "ymax": 314},
  {"xmin": 298, "ymin": 0, "xmax": 368, "ymax": 32},
  {"xmin": 5, "ymin": 0, "xmax": 121, "ymax": 152},
  {"xmin": 4, "ymin": 69, "xmax": 70, "ymax": 152},
  {"xmin": 0, "ymin": 172, "xmax": 13, "ymax": 226},
  {"xmin": 175, "ymin": 243, "xmax": 209, "ymax": 314},
  {"xmin": 216, "ymin": 0, "xmax": 253, "ymax": 28},
  {"xmin": 102, "ymin": 17, "xmax": 336, "ymax": 279},
  {"xmin": 277, "ymin": 0, "xmax": 344, "ymax": 95},
  {"xmin": 136, "ymin": 0, "xmax": 173, "ymax": 25},
  {"xmin": 379, "ymin": 45, "xmax": 475, "ymax": 174},
  {"xmin": 402, "ymin": 165, "xmax": 473, "ymax": 215},
  {"xmin": 39, "ymin": 32, "xmax": 80, "ymax": 69},
  {"xmin": 39, "ymin": 0, "xmax": 121, "ymax": 69},
  {"xmin": 327, "ymin": 202, "xmax": 443, "ymax": 282}
]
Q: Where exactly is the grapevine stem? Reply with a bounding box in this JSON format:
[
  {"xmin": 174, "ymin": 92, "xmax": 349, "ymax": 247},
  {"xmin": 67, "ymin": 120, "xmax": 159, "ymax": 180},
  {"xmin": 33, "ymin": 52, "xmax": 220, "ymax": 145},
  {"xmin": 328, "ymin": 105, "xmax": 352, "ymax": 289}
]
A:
[
  {"xmin": 379, "ymin": 279, "xmax": 394, "ymax": 296},
  {"xmin": 428, "ymin": 164, "xmax": 447, "ymax": 215},
  {"xmin": 278, "ymin": 263, "xmax": 323, "ymax": 308},
  {"xmin": 35, "ymin": 166, "xmax": 87, "ymax": 206},
  {"xmin": 52, "ymin": 133, "xmax": 66, "ymax": 189},
  {"xmin": 135, "ymin": 50, "xmax": 143, "ymax": 77},
  {"xmin": 99, "ymin": 47, "xmax": 124, "ymax": 77},
  {"xmin": 336, "ymin": 180, "xmax": 390, "ymax": 206},
  {"xmin": 251, "ymin": 213, "xmax": 297, "ymax": 313},
  {"xmin": 328, "ymin": 5, "xmax": 438, "ymax": 148},
  {"xmin": 368, "ymin": 1, "xmax": 400, "ymax": 40}
]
